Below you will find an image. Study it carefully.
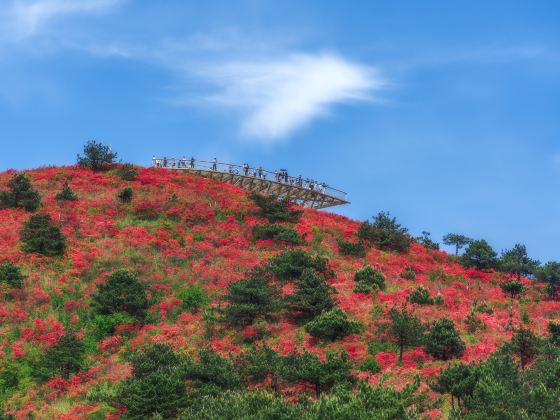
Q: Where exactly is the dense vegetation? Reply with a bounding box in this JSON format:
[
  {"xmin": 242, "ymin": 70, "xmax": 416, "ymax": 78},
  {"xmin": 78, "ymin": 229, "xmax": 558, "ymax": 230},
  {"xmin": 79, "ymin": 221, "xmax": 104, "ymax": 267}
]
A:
[{"xmin": 0, "ymin": 143, "xmax": 558, "ymax": 418}]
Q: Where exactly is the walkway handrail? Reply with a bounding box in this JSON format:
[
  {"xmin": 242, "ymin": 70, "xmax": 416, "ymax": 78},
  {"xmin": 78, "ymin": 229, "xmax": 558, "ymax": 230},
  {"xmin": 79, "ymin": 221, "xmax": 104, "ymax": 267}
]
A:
[{"xmin": 151, "ymin": 157, "xmax": 348, "ymax": 201}]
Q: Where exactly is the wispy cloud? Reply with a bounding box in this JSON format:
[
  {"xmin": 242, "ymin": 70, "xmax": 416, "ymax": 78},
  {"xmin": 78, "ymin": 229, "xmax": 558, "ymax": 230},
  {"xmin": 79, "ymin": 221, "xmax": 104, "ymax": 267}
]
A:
[
  {"xmin": 180, "ymin": 52, "xmax": 385, "ymax": 141},
  {"xmin": 3, "ymin": 0, "xmax": 124, "ymax": 39}
]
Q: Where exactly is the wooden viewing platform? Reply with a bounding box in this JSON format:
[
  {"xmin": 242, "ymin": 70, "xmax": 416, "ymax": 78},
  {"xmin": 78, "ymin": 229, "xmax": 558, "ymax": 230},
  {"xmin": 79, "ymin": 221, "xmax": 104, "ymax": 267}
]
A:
[{"xmin": 152, "ymin": 157, "xmax": 349, "ymax": 209}]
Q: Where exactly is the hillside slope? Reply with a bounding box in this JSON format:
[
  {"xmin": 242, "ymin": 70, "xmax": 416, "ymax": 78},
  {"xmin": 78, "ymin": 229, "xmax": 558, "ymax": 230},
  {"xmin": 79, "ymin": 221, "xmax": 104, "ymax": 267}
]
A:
[{"xmin": 0, "ymin": 166, "xmax": 558, "ymax": 419}]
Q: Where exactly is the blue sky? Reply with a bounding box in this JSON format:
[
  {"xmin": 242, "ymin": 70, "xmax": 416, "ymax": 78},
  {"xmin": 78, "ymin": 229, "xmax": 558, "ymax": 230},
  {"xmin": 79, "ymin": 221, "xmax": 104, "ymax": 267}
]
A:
[{"xmin": 0, "ymin": 0, "xmax": 559, "ymax": 261}]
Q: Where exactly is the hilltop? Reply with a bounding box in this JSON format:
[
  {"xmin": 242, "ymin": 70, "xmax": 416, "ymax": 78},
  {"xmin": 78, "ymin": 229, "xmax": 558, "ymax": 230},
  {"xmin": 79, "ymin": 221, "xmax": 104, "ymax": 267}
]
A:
[{"xmin": 0, "ymin": 164, "xmax": 558, "ymax": 419}]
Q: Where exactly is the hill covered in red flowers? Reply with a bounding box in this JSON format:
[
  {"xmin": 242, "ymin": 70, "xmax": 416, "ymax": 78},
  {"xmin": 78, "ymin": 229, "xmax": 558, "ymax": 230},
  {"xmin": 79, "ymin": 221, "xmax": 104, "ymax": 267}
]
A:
[{"xmin": 0, "ymin": 164, "xmax": 558, "ymax": 419}]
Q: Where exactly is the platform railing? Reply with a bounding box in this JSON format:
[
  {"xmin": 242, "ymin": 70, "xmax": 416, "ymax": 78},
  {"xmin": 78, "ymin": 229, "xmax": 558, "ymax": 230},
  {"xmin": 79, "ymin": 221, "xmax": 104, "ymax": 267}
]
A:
[{"xmin": 151, "ymin": 157, "xmax": 348, "ymax": 202}]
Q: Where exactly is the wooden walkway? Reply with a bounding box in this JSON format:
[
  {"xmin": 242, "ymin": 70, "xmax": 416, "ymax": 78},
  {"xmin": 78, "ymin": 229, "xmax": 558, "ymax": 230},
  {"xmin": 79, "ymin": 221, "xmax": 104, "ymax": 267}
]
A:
[{"xmin": 152, "ymin": 157, "xmax": 349, "ymax": 209}]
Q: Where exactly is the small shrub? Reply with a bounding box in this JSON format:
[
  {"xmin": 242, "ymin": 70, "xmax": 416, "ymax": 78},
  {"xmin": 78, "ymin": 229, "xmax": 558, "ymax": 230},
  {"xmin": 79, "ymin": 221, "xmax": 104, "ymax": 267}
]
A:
[
  {"xmin": 117, "ymin": 187, "xmax": 133, "ymax": 204},
  {"xmin": 464, "ymin": 312, "xmax": 486, "ymax": 333},
  {"xmin": 547, "ymin": 322, "xmax": 560, "ymax": 346},
  {"xmin": 400, "ymin": 266, "xmax": 416, "ymax": 281},
  {"xmin": 337, "ymin": 238, "xmax": 367, "ymax": 258},
  {"xmin": 55, "ymin": 181, "xmax": 78, "ymax": 201},
  {"xmin": 93, "ymin": 312, "xmax": 137, "ymax": 338},
  {"xmin": 0, "ymin": 262, "xmax": 24, "ymax": 289},
  {"xmin": 116, "ymin": 164, "xmax": 138, "ymax": 181},
  {"xmin": 472, "ymin": 300, "xmax": 493, "ymax": 314},
  {"xmin": 134, "ymin": 201, "xmax": 159, "ymax": 220},
  {"xmin": 0, "ymin": 172, "xmax": 41, "ymax": 211},
  {"xmin": 354, "ymin": 265, "xmax": 386, "ymax": 293},
  {"xmin": 252, "ymin": 224, "xmax": 305, "ymax": 245},
  {"xmin": 20, "ymin": 213, "xmax": 66, "ymax": 256},
  {"xmin": 500, "ymin": 280, "xmax": 527, "ymax": 299},
  {"xmin": 360, "ymin": 358, "xmax": 381, "ymax": 374},
  {"xmin": 304, "ymin": 307, "xmax": 363, "ymax": 341},
  {"xmin": 408, "ymin": 286, "xmax": 434, "ymax": 305},
  {"xmin": 177, "ymin": 284, "xmax": 210, "ymax": 313}
]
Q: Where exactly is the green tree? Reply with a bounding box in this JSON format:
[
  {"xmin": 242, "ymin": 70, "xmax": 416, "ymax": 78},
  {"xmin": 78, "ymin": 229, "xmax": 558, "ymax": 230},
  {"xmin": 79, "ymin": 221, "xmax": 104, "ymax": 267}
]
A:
[
  {"xmin": 0, "ymin": 173, "xmax": 41, "ymax": 211},
  {"xmin": 547, "ymin": 322, "xmax": 560, "ymax": 346},
  {"xmin": 499, "ymin": 244, "xmax": 539, "ymax": 280},
  {"xmin": 117, "ymin": 187, "xmax": 133, "ymax": 204},
  {"xmin": 178, "ymin": 390, "xmax": 301, "ymax": 420},
  {"xmin": 285, "ymin": 351, "xmax": 354, "ymax": 397},
  {"xmin": 443, "ymin": 233, "xmax": 472, "ymax": 256},
  {"xmin": 0, "ymin": 262, "xmax": 24, "ymax": 289},
  {"xmin": 118, "ymin": 343, "xmax": 188, "ymax": 419},
  {"xmin": 176, "ymin": 284, "xmax": 210, "ymax": 314},
  {"xmin": 36, "ymin": 333, "xmax": 85, "ymax": 381},
  {"xmin": 357, "ymin": 211, "xmax": 412, "ymax": 253},
  {"xmin": 509, "ymin": 328, "xmax": 540, "ymax": 369},
  {"xmin": 336, "ymin": 238, "xmax": 367, "ymax": 258},
  {"xmin": 535, "ymin": 261, "xmax": 560, "ymax": 295},
  {"xmin": 425, "ymin": 317, "xmax": 465, "ymax": 360},
  {"xmin": 267, "ymin": 249, "xmax": 330, "ymax": 282},
  {"xmin": 304, "ymin": 307, "xmax": 363, "ymax": 341},
  {"xmin": 185, "ymin": 349, "xmax": 243, "ymax": 397},
  {"xmin": 248, "ymin": 193, "xmax": 302, "ymax": 223},
  {"xmin": 77, "ymin": 140, "xmax": 117, "ymax": 171},
  {"xmin": 55, "ymin": 181, "xmax": 78, "ymax": 201},
  {"xmin": 91, "ymin": 270, "xmax": 149, "ymax": 322},
  {"xmin": 460, "ymin": 239, "xmax": 497, "ymax": 270},
  {"xmin": 116, "ymin": 163, "xmax": 138, "ymax": 181},
  {"xmin": 287, "ymin": 268, "xmax": 336, "ymax": 321},
  {"xmin": 237, "ymin": 346, "xmax": 286, "ymax": 392},
  {"xmin": 416, "ymin": 231, "xmax": 440, "ymax": 250},
  {"xmin": 20, "ymin": 213, "xmax": 66, "ymax": 256},
  {"xmin": 431, "ymin": 362, "xmax": 479, "ymax": 411},
  {"xmin": 252, "ymin": 224, "xmax": 304, "ymax": 245},
  {"xmin": 386, "ymin": 306, "xmax": 424, "ymax": 362},
  {"xmin": 224, "ymin": 271, "xmax": 280, "ymax": 326},
  {"xmin": 408, "ymin": 286, "xmax": 435, "ymax": 305},
  {"xmin": 500, "ymin": 279, "xmax": 527, "ymax": 300},
  {"xmin": 353, "ymin": 265, "xmax": 386, "ymax": 293}
]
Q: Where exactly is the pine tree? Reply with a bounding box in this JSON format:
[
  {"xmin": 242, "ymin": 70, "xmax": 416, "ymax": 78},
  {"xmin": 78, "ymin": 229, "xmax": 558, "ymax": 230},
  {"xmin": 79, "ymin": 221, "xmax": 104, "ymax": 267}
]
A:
[
  {"xmin": 92, "ymin": 270, "xmax": 149, "ymax": 322},
  {"xmin": 284, "ymin": 351, "xmax": 354, "ymax": 397},
  {"xmin": 36, "ymin": 333, "xmax": 85, "ymax": 380},
  {"xmin": 20, "ymin": 213, "xmax": 66, "ymax": 256},
  {"xmin": 224, "ymin": 272, "xmax": 280, "ymax": 326},
  {"xmin": 0, "ymin": 262, "xmax": 24, "ymax": 289},
  {"xmin": 460, "ymin": 239, "xmax": 497, "ymax": 270},
  {"xmin": 499, "ymin": 244, "xmax": 539, "ymax": 280},
  {"xmin": 387, "ymin": 306, "xmax": 424, "ymax": 362},
  {"xmin": 425, "ymin": 318, "xmax": 465, "ymax": 360},
  {"xmin": 77, "ymin": 140, "xmax": 117, "ymax": 171},
  {"xmin": 55, "ymin": 181, "xmax": 78, "ymax": 201},
  {"xmin": 443, "ymin": 233, "xmax": 472, "ymax": 256},
  {"xmin": 0, "ymin": 173, "xmax": 41, "ymax": 211},
  {"xmin": 287, "ymin": 268, "xmax": 336, "ymax": 321},
  {"xmin": 304, "ymin": 307, "xmax": 363, "ymax": 341},
  {"xmin": 510, "ymin": 328, "xmax": 540, "ymax": 369}
]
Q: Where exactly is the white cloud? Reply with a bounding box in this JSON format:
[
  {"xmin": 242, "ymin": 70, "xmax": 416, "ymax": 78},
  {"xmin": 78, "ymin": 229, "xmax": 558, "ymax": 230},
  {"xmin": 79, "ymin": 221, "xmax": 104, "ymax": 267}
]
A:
[
  {"xmin": 5, "ymin": 0, "xmax": 124, "ymax": 39},
  {"xmin": 186, "ymin": 53, "xmax": 385, "ymax": 141}
]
